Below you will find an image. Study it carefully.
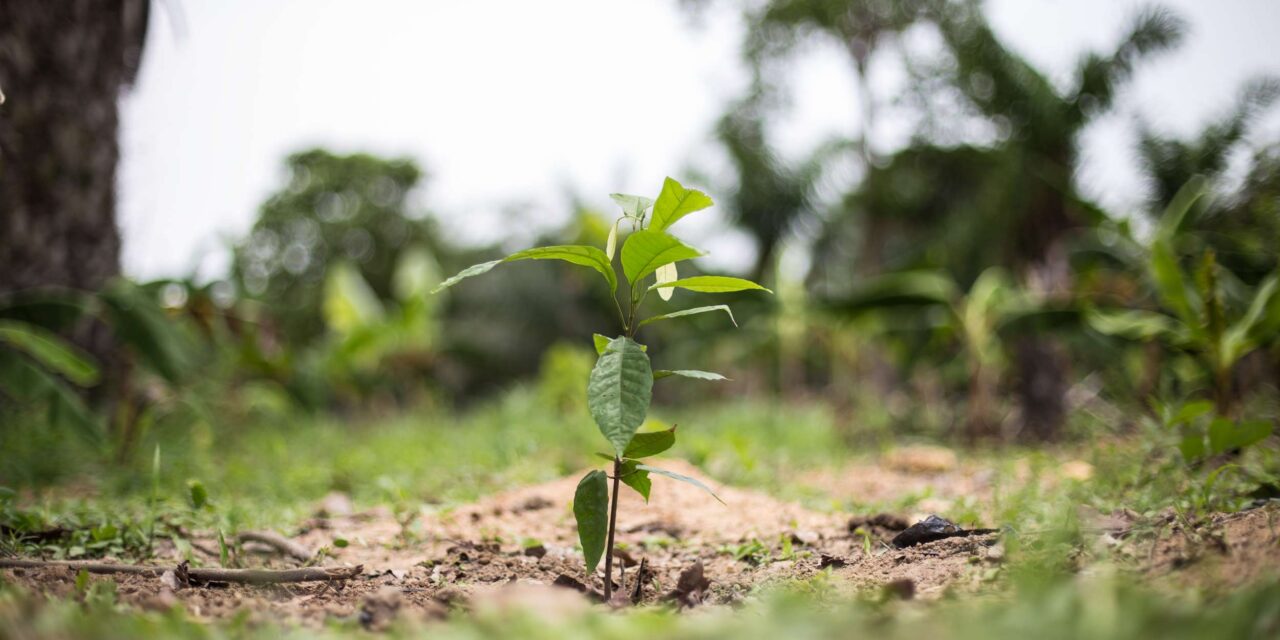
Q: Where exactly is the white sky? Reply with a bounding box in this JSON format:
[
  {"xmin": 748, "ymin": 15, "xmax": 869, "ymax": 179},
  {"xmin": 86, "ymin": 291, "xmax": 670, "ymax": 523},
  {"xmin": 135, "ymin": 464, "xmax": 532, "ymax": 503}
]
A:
[{"xmin": 118, "ymin": 0, "xmax": 1280, "ymax": 281}]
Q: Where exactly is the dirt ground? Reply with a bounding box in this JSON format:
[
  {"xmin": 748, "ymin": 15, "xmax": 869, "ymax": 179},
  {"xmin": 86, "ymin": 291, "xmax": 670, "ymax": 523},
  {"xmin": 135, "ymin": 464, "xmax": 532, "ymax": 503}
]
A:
[{"xmin": 4, "ymin": 453, "xmax": 1278, "ymax": 629}]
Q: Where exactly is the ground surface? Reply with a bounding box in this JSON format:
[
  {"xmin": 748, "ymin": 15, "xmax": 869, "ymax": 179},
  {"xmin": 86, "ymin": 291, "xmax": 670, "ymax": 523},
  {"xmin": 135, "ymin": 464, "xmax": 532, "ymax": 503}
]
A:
[{"xmin": 6, "ymin": 450, "xmax": 1278, "ymax": 633}]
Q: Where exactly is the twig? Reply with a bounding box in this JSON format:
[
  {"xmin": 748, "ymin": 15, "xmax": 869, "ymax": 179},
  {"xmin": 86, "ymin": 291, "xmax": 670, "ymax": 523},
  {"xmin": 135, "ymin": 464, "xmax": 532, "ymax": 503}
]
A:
[
  {"xmin": 236, "ymin": 531, "xmax": 314, "ymax": 563},
  {"xmin": 0, "ymin": 559, "xmax": 361, "ymax": 584}
]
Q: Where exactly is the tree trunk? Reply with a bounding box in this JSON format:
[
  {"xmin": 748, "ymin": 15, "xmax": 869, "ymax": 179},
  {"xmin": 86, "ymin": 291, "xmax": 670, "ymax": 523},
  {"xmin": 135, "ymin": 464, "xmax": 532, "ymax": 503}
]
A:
[{"xmin": 0, "ymin": 1, "xmax": 149, "ymax": 378}]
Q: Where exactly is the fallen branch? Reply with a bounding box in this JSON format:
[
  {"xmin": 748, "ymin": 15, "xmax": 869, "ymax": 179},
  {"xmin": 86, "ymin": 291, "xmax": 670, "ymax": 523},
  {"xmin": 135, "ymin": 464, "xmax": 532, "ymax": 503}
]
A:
[
  {"xmin": 236, "ymin": 530, "xmax": 314, "ymax": 563},
  {"xmin": 0, "ymin": 559, "xmax": 361, "ymax": 584}
]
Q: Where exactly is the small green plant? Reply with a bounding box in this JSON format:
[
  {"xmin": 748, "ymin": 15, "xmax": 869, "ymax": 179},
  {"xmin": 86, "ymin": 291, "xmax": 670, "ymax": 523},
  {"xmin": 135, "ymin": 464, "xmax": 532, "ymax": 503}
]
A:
[{"xmin": 435, "ymin": 177, "xmax": 770, "ymax": 599}]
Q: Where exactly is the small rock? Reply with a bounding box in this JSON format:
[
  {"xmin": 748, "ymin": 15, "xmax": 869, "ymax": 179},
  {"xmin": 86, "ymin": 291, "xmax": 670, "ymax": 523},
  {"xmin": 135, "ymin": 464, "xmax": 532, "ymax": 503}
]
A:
[
  {"xmin": 522, "ymin": 544, "xmax": 547, "ymax": 558},
  {"xmin": 317, "ymin": 492, "xmax": 355, "ymax": 518},
  {"xmin": 789, "ymin": 530, "xmax": 820, "ymax": 545},
  {"xmin": 883, "ymin": 578, "xmax": 915, "ymax": 600}
]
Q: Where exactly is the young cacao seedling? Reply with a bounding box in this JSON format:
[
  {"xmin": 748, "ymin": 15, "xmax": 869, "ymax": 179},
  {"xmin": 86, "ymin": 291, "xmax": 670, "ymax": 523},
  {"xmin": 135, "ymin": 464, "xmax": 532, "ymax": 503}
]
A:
[{"xmin": 434, "ymin": 177, "xmax": 770, "ymax": 598}]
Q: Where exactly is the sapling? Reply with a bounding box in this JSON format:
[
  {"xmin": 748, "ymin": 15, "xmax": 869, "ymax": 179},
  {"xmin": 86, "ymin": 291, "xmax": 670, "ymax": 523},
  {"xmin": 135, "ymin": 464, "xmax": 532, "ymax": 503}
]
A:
[{"xmin": 433, "ymin": 177, "xmax": 770, "ymax": 598}]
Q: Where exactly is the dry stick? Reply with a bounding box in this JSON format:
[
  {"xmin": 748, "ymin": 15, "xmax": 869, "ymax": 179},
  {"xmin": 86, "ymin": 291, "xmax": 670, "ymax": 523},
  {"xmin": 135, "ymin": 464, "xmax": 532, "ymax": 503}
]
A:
[
  {"xmin": 0, "ymin": 559, "xmax": 361, "ymax": 584},
  {"xmin": 236, "ymin": 530, "xmax": 314, "ymax": 563}
]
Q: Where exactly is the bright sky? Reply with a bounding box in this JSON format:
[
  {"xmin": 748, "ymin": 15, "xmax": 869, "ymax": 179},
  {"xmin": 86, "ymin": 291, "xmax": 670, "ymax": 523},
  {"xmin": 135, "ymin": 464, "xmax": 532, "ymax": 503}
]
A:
[{"xmin": 118, "ymin": 0, "xmax": 1280, "ymax": 281}]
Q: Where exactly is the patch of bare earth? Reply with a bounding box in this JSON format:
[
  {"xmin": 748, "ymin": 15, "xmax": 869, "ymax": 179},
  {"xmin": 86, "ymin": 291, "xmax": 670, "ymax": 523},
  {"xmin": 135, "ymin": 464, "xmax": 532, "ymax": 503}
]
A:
[{"xmin": 4, "ymin": 455, "xmax": 1278, "ymax": 629}]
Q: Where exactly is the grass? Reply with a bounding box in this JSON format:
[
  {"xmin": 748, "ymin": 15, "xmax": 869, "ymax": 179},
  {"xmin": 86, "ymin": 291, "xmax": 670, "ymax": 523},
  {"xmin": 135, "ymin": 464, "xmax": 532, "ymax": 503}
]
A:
[{"xmin": 2, "ymin": 382, "xmax": 1279, "ymax": 638}]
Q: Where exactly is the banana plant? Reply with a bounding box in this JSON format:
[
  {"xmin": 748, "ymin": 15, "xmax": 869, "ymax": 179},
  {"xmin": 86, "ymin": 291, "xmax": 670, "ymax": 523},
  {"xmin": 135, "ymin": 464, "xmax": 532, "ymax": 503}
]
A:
[
  {"xmin": 434, "ymin": 177, "xmax": 770, "ymax": 599},
  {"xmin": 1086, "ymin": 181, "xmax": 1280, "ymax": 420},
  {"xmin": 823, "ymin": 268, "xmax": 1068, "ymax": 440}
]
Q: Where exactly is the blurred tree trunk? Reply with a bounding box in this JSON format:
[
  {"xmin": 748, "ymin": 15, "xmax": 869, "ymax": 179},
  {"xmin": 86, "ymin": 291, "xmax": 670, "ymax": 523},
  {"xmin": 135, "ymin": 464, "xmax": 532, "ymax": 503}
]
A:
[{"xmin": 0, "ymin": 1, "xmax": 149, "ymax": 402}]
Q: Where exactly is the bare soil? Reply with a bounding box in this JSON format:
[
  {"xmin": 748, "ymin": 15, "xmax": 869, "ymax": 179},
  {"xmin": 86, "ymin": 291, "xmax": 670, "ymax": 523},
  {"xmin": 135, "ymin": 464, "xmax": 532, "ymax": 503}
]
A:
[{"xmin": 4, "ymin": 454, "xmax": 1278, "ymax": 629}]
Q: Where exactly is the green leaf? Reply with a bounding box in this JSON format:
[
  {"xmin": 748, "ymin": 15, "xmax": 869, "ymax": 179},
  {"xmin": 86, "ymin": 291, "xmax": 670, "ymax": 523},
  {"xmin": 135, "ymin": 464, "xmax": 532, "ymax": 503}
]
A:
[
  {"xmin": 1086, "ymin": 308, "xmax": 1184, "ymax": 343},
  {"xmin": 333, "ymin": 537, "xmax": 349, "ymax": 548},
  {"xmin": 609, "ymin": 193, "xmax": 654, "ymax": 218},
  {"xmin": 1156, "ymin": 176, "xmax": 1207, "ymax": 241},
  {"xmin": 0, "ymin": 320, "xmax": 99, "ymax": 386},
  {"xmin": 636, "ymin": 464, "xmax": 725, "ymax": 505},
  {"xmin": 0, "ymin": 351, "xmax": 102, "ymax": 443},
  {"xmin": 624, "ymin": 426, "xmax": 676, "ymax": 458},
  {"xmin": 323, "ymin": 261, "xmax": 385, "ymax": 335},
  {"xmin": 99, "ymin": 281, "xmax": 193, "ymax": 384},
  {"xmin": 1209, "ymin": 418, "xmax": 1273, "ymax": 454},
  {"xmin": 504, "ymin": 245, "xmax": 618, "ymax": 293},
  {"xmin": 825, "ymin": 271, "xmax": 957, "ymax": 314},
  {"xmin": 1224, "ymin": 273, "xmax": 1279, "ymax": 363},
  {"xmin": 433, "ymin": 246, "xmax": 619, "ymax": 294},
  {"xmin": 653, "ymin": 369, "xmax": 727, "ymax": 381},
  {"xmin": 1171, "ymin": 400, "xmax": 1214, "ymax": 426},
  {"xmin": 587, "ymin": 337, "xmax": 654, "ymax": 456},
  {"xmin": 431, "ymin": 260, "xmax": 502, "ymax": 294},
  {"xmin": 187, "ymin": 480, "xmax": 208, "ymax": 510},
  {"xmin": 619, "ymin": 460, "xmax": 652, "ymax": 502},
  {"xmin": 648, "ymin": 276, "xmax": 771, "ymax": 295},
  {"xmin": 1178, "ymin": 433, "xmax": 1205, "ymax": 461},
  {"xmin": 573, "ymin": 470, "xmax": 609, "ymax": 573},
  {"xmin": 649, "ymin": 177, "xmax": 713, "ymax": 232},
  {"xmin": 638, "ymin": 305, "xmax": 736, "ymax": 328},
  {"xmin": 1148, "ymin": 238, "xmax": 1200, "ymax": 328},
  {"xmin": 620, "ymin": 230, "xmax": 703, "ymax": 285}
]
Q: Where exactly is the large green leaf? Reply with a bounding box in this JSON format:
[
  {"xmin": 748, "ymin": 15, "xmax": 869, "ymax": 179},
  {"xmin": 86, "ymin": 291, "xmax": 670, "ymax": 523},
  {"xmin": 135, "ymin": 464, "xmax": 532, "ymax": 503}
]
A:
[
  {"xmin": 1224, "ymin": 273, "xmax": 1279, "ymax": 363},
  {"xmin": 323, "ymin": 262, "xmax": 385, "ymax": 335},
  {"xmin": 647, "ymin": 276, "xmax": 770, "ymax": 295},
  {"xmin": 0, "ymin": 351, "xmax": 101, "ymax": 443},
  {"xmin": 825, "ymin": 271, "xmax": 957, "ymax": 315},
  {"xmin": 572, "ymin": 470, "xmax": 609, "ymax": 573},
  {"xmin": 0, "ymin": 320, "xmax": 99, "ymax": 386},
  {"xmin": 623, "ymin": 426, "xmax": 676, "ymax": 458},
  {"xmin": 99, "ymin": 281, "xmax": 193, "ymax": 384},
  {"xmin": 432, "ymin": 245, "xmax": 618, "ymax": 295},
  {"xmin": 653, "ymin": 369, "xmax": 727, "ymax": 381},
  {"xmin": 587, "ymin": 337, "xmax": 653, "ymax": 456},
  {"xmin": 619, "ymin": 460, "xmax": 652, "ymax": 502},
  {"xmin": 638, "ymin": 305, "xmax": 736, "ymax": 328},
  {"xmin": 1208, "ymin": 418, "xmax": 1273, "ymax": 455},
  {"xmin": 620, "ymin": 230, "xmax": 703, "ymax": 285},
  {"xmin": 1147, "ymin": 237, "xmax": 1200, "ymax": 330},
  {"xmin": 636, "ymin": 464, "xmax": 724, "ymax": 504},
  {"xmin": 649, "ymin": 177, "xmax": 713, "ymax": 232}
]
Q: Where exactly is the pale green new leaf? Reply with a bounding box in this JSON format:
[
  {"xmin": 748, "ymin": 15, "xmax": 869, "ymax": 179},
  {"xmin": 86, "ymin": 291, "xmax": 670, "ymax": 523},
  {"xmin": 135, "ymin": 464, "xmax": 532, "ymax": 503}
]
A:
[
  {"xmin": 623, "ymin": 425, "xmax": 676, "ymax": 458},
  {"xmin": 609, "ymin": 193, "xmax": 654, "ymax": 218},
  {"xmin": 323, "ymin": 261, "xmax": 385, "ymax": 335},
  {"xmin": 647, "ymin": 276, "xmax": 771, "ymax": 295},
  {"xmin": 432, "ymin": 245, "xmax": 618, "ymax": 294},
  {"xmin": 638, "ymin": 305, "xmax": 737, "ymax": 328},
  {"xmin": 653, "ymin": 369, "xmax": 727, "ymax": 381},
  {"xmin": 572, "ymin": 470, "xmax": 609, "ymax": 572},
  {"xmin": 619, "ymin": 460, "xmax": 651, "ymax": 502},
  {"xmin": 587, "ymin": 337, "xmax": 654, "ymax": 456},
  {"xmin": 649, "ymin": 177, "xmax": 713, "ymax": 232},
  {"xmin": 594, "ymin": 333, "xmax": 645, "ymax": 355},
  {"xmin": 636, "ymin": 464, "xmax": 725, "ymax": 504},
  {"xmin": 0, "ymin": 320, "xmax": 99, "ymax": 386},
  {"xmin": 1086, "ymin": 308, "xmax": 1187, "ymax": 344},
  {"xmin": 620, "ymin": 230, "xmax": 703, "ymax": 285}
]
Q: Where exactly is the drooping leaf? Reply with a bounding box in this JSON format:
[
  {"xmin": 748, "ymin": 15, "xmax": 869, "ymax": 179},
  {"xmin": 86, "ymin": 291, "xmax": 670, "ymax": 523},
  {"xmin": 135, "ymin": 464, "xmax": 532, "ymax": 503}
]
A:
[
  {"xmin": 1178, "ymin": 432, "xmax": 1206, "ymax": 461},
  {"xmin": 1209, "ymin": 417, "xmax": 1273, "ymax": 454},
  {"xmin": 609, "ymin": 193, "xmax": 655, "ymax": 218},
  {"xmin": 648, "ymin": 276, "xmax": 771, "ymax": 295},
  {"xmin": 653, "ymin": 369, "xmax": 727, "ymax": 382},
  {"xmin": 573, "ymin": 470, "xmax": 609, "ymax": 573},
  {"xmin": 623, "ymin": 426, "xmax": 676, "ymax": 458},
  {"xmin": 638, "ymin": 305, "xmax": 736, "ymax": 328},
  {"xmin": 655, "ymin": 263, "xmax": 678, "ymax": 301},
  {"xmin": 433, "ymin": 245, "xmax": 618, "ymax": 294},
  {"xmin": 431, "ymin": 260, "xmax": 502, "ymax": 294},
  {"xmin": 0, "ymin": 351, "xmax": 101, "ymax": 443},
  {"xmin": 1224, "ymin": 273, "xmax": 1279, "ymax": 363},
  {"xmin": 606, "ymin": 220, "xmax": 619, "ymax": 261},
  {"xmin": 587, "ymin": 337, "xmax": 654, "ymax": 456},
  {"xmin": 649, "ymin": 177, "xmax": 713, "ymax": 232},
  {"xmin": 619, "ymin": 460, "xmax": 652, "ymax": 502},
  {"xmin": 620, "ymin": 230, "xmax": 703, "ymax": 285},
  {"xmin": 1171, "ymin": 400, "xmax": 1214, "ymax": 425},
  {"xmin": 504, "ymin": 245, "xmax": 618, "ymax": 293},
  {"xmin": 636, "ymin": 464, "xmax": 724, "ymax": 504},
  {"xmin": 0, "ymin": 320, "xmax": 99, "ymax": 386}
]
